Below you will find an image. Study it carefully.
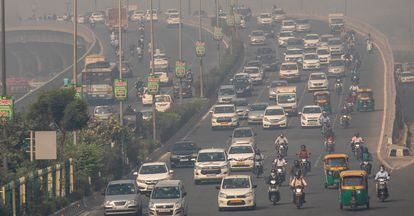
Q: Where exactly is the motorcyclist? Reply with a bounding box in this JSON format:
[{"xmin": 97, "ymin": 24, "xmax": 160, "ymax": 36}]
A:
[
  {"xmin": 253, "ymin": 148, "xmax": 264, "ymax": 176},
  {"xmin": 275, "ymin": 133, "xmax": 288, "ymax": 150},
  {"xmin": 351, "ymin": 132, "xmax": 364, "ymax": 150},
  {"xmin": 290, "ymin": 160, "xmax": 301, "ymax": 181},
  {"xmin": 273, "ymin": 154, "xmax": 287, "ymax": 170},
  {"xmin": 89, "ymin": 17, "xmax": 95, "ymax": 28},
  {"xmin": 374, "ymin": 165, "xmax": 390, "ymax": 191},
  {"xmin": 290, "ymin": 171, "xmax": 307, "ymax": 203},
  {"xmin": 267, "ymin": 169, "xmax": 280, "ymax": 201},
  {"xmin": 129, "ymin": 44, "xmax": 136, "ymax": 55},
  {"xmin": 135, "ymin": 78, "xmax": 144, "ymax": 90},
  {"xmin": 297, "ymin": 145, "xmax": 310, "ymax": 160},
  {"xmin": 349, "ymin": 82, "xmax": 359, "ymax": 93},
  {"xmin": 361, "ymin": 146, "xmax": 372, "ymax": 162},
  {"xmin": 335, "ymin": 78, "xmax": 343, "ymax": 87},
  {"xmin": 110, "ymin": 31, "xmax": 117, "ymax": 41},
  {"xmin": 341, "ymin": 106, "xmax": 351, "ymax": 116},
  {"xmin": 319, "ymin": 111, "xmax": 331, "ymax": 128}
]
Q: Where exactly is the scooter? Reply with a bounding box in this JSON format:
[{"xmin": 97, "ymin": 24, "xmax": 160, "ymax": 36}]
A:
[
  {"xmin": 293, "ymin": 187, "xmax": 304, "ymax": 209},
  {"xmin": 275, "ymin": 166, "xmax": 286, "ymax": 185},
  {"xmin": 353, "ymin": 142, "xmax": 363, "ymax": 160},
  {"xmin": 276, "ymin": 144, "xmax": 287, "ymax": 158},
  {"xmin": 299, "ymin": 158, "xmax": 310, "ymax": 176},
  {"xmin": 360, "ymin": 160, "xmax": 372, "ymax": 175},
  {"xmin": 325, "ymin": 138, "xmax": 335, "ymax": 154},
  {"xmin": 335, "ymin": 82, "xmax": 343, "ymax": 95},
  {"xmin": 339, "ymin": 115, "xmax": 351, "ymax": 128},
  {"xmin": 268, "ymin": 179, "xmax": 280, "ymax": 205},
  {"xmin": 253, "ymin": 161, "xmax": 263, "ymax": 178},
  {"xmin": 376, "ymin": 178, "xmax": 389, "ymax": 202}
]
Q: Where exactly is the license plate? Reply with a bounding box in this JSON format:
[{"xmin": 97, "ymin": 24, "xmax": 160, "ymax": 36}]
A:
[
  {"xmin": 230, "ymin": 199, "xmax": 243, "ymax": 204},
  {"xmin": 158, "ymin": 209, "xmax": 170, "ymax": 212},
  {"xmin": 237, "ymin": 162, "xmax": 245, "ymax": 165},
  {"xmin": 220, "ymin": 122, "xmax": 230, "ymax": 125},
  {"xmin": 180, "ymin": 159, "xmax": 189, "ymax": 162}
]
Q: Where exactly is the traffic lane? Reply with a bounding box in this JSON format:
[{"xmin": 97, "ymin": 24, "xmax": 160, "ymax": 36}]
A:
[{"xmin": 398, "ymin": 84, "xmax": 414, "ymax": 123}]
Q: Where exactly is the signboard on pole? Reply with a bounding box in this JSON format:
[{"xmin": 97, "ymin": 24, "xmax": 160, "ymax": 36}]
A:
[
  {"xmin": 195, "ymin": 41, "xmax": 206, "ymax": 57},
  {"xmin": 175, "ymin": 60, "xmax": 186, "ymax": 78},
  {"xmin": 35, "ymin": 131, "xmax": 57, "ymax": 160},
  {"xmin": 0, "ymin": 96, "xmax": 14, "ymax": 121},
  {"xmin": 213, "ymin": 27, "xmax": 223, "ymax": 41},
  {"xmin": 114, "ymin": 79, "xmax": 128, "ymax": 100},
  {"xmin": 147, "ymin": 75, "xmax": 160, "ymax": 95}
]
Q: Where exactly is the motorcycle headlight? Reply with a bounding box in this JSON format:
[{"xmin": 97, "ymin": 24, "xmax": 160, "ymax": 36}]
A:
[
  {"xmin": 295, "ymin": 188, "xmax": 302, "ymax": 193},
  {"xmin": 174, "ymin": 202, "xmax": 182, "ymax": 209},
  {"xmin": 245, "ymin": 192, "xmax": 254, "ymax": 197},
  {"xmin": 219, "ymin": 192, "xmax": 227, "ymax": 198}
]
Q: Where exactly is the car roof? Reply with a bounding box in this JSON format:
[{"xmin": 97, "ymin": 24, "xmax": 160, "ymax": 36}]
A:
[
  {"xmin": 310, "ymin": 72, "xmax": 326, "ymax": 75},
  {"xmin": 199, "ymin": 148, "xmax": 226, "ymax": 153},
  {"xmin": 215, "ymin": 104, "xmax": 235, "ymax": 108},
  {"xmin": 154, "ymin": 180, "xmax": 181, "ymax": 187},
  {"xmin": 251, "ymin": 102, "xmax": 269, "ymax": 106},
  {"xmin": 281, "ymin": 62, "xmax": 298, "ymax": 65},
  {"xmin": 266, "ymin": 105, "xmax": 284, "ymax": 110},
  {"xmin": 220, "ymin": 85, "xmax": 235, "ymax": 89},
  {"xmin": 108, "ymin": 179, "xmax": 136, "ymax": 185},
  {"xmin": 303, "ymin": 105, "xmax": 321, "ymax": 108},
  {"xmin": 233, "ymin": 126, "xmax": 253, "ymax": 131},
  {"xmin": 141, "ymin": 162, "xmax": 167, "ymax": 166},
  {"xmin": 229, "ymin": 143, "xmax": 254, "ymax": 148}
]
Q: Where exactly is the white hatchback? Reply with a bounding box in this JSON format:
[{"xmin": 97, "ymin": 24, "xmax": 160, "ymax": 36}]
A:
[
  {"xmin": 217, "ymin": 175, "xmax": 256, "ymax": 210},
  {"xmin": 134, "ymin": 162, "xmax": 173, "ymax": 193},
  {"xmin": 299, "ymin": 105, "xmax": 322, "ymax": 127},
  {"xmin": 227, "ymin": 144, "xmax": 255, "ymax": 170},
  {"xmin": 262, "ymin": 105, "xmax": 287, "ymax": 129},
  {"xmin": 307, "ymin": 72, "xmax": 328, "ymax": 91}
]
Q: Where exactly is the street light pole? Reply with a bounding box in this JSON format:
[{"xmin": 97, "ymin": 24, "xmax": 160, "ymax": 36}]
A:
[
  {"xmin": 150, "ymin": 0, "xmax": 157, "ymax": 141},
  {"xmin": 216, "ymin": 0, "xmax": 221, "ymax": 68},
  {"xmin": 199, "ymin": 0, "xmax": 204, "ymax": 98},
  {"xmin": 118, "ymin": 0, "xmax": 124, "ymax": 127},
  {"xmin": 1, "ymin": 0, "xmax": 5, "ymax": 96},
  {"xmin": 344, "ymin": 0, "xmax": 348, "ymax": 16},
  {"xmin": 188, "ymin": 0, "xmax": 191, "ymax": 16},
  {"xmin": 73, "ymin": 0, "xmax": 78, "ymax": 145},
  {"xmin": 178, "ymin": 0, "xmax": 183, "ymax": 105}
]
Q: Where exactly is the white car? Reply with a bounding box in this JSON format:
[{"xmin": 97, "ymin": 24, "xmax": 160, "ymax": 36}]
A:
[
  {"xmin": 284, "ymin": 48, "xmax": 303, "ymax": 63},
  {"xmin": 281, "ymin": 20, "xmax": 296, "ymax": 32},
  {"xmin": 217, "ymin": 175, "xmax": 256, "ymax": 210},
  {"xmin": 77, "ymin": 15, "xmax": 85, "ymax": 24},
  {"xmin": 134, "ymin": 162, "xmax": 173, "ymax": 193},
  {"xmin": 263, "ymin": 105, "xmax": 287, "ymax": 129},
  {"xmin": 328, "ymin": 38, "xmax": 344, "ymax": 54},
  {"xmin": 227, "ymin": 144, "xmax": 255, "ymax": 170},
  {"xmin": 257, "ymin": 13, "xmax": 273, "ymax": 25},
  {"xmin": 277, "ymin": 31, "xmax": 295, "ymax": 47},
  {"xmin": 90, "ymin": 12, "xmax": 105, "ymax": 22},
  {"xmin": 167, "ymin": 14, "xmax": 180, "ymax": 26},
  {"xmin": 146, "ymin": 9, "xmax": 159, "ymax": 21},
  {"xmin": 295, "ymin": 19, "xmax": 311, "ymax": 32},
  {"xmin": 165, "ymin": 8, "xmax": 179, "ymax": 16},
  {"xmin": 130, "ymin": 10, "xmax": 145, "ymax": 21},
  {"xmin": 155, "ymin": 94, "xmax": 172, "ymax": 112},
  {"xmin": 230, "ymin": 127, "xmax": 255, "ymax": 146},
  {"xmin": 249, "ymin": 30, "xmax": 266, "ymax": 45},
  {"xmin": 399, "ymin": 71, "xmax": 414, "ymax": 83},
  {"xmin": 272, "ymin": 8, "xmax": 285, "ymax": 22},
  {"xmin": 320, "ymin": 34, "xmax": 334, "ymax": 47},
  {"xmin": 307, "ymin": 72, "xmax": 329, "ymax": 91},
  {"xmin": 279, "ymin": 62, "xmax": 300, "ymax": 81},
  {"xmin": 302, "ymin": 53, "xmax": 321, "ymax": 70},
  {"xmin": 194, "ymin": 148, "xmax": 230, "ymax": 184},
  {"xmin": 317, "ymin": 47, "xmax": 331, "ymax": 65},
  {"xmin": 218, "ymin": 85, "xmax": 236, "ymax": 104},
  {"xmin": 243, "ymin": 66, "xmax": 263, "ymax": 85},
  {"xmin": 300, "ymin": 105, "xmax": 322, "ymax": 127},
  {"xmin": 304, "ymin": 34, "xmax": 320, "ymax": 48},
  {"xmin": 211, "ymin": 104, "xmax": 238, "ymax": 129},
  {"xmin": 328, "ymin": 59, "xmax": 346, "ymax": 77},
  {"xmin": 142, "ymin": 89, "xmax": 153, "ymax": 106}
]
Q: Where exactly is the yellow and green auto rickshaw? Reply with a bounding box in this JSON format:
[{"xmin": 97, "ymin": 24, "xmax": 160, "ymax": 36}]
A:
[
  {"xmin": 323, "ymin": 154, "xmax": 349, "ymax": 189},
  {"xmin": 356, "ymin": 88, "xmax": 375, "ymax": 111},
  {"xmin": 314, "ymin": 91, "xmax": 332, "ymax": 114},
  {"xmin": 339, "ymin": 170, "xmax": 370, "ymax": 210}
]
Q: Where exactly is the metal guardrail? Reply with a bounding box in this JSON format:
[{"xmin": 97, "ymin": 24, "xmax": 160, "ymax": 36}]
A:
[
  {"xmin": 13, "ymin": 22, "xmax": 102, "ymax": 111},
  {"xmin": 286, "ymin": 10, "xmax": 395, "ymax": 168}
]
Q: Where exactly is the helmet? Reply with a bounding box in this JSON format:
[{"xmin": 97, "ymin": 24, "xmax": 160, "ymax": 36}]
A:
[
  {"xmin": 301, "ymin": 145, "xmax": 306, "ymax": 150},
  {"xmin": 280, "ymin": 133, "xmax": 284, "ymax": 138},
  {"xmin": 294, "ymin": 160, "xmax": 300, "ymax": 166},
  {"xmin": 271, "ymin": 169, "xmax": 276, "ymax": 174},
  {"xmin": 277, "ymin": 154, "xmax": 282, "ymax": 159},
  {"xmin": 295, "ymin": 170, "xmax": 302, "ymax": 178},
  {"xmin": 379, "ymin": 165, "xmax": 385, "ymax": 171},
  {"xmin": 354, "ymin": 132, "xmax": 360, "ymax": 137},
  {"xmin": 322, "ymin": 111, "xmax": 327, "ymax": 116}
]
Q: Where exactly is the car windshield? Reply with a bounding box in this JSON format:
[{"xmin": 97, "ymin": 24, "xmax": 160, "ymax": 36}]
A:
[
  {"xmin": 306, "ymin": 35, "xmax": 319, "ymax": 40},
  {"xmin": 265, "ymin": 108, "xmax": 284, "ymax": 115},
  {"xmin": 95, "ymin": 107, "xmax": 112, "ymax": 114},
  {"xmin": 250, "ymin": 104, "xmax": 267, "ymax": 111},
  {"xmin": 197, "ymin": 152, "xmax": 226, "ymax": 162},
  {"xmin": 172, "ymin": 142, "xmax": 197, "ymax": 152},
  {"xmin": 317, "ymin": 49, "xmax": 330, "ymax": 55},
  {"xmin": 286, "ymin": 49, "xmax": 303, "ymax": 55},
  {"xmin": 288, "ymin": 39, "xmax": 303, "ymax": 45},
  {"xmin": 151, "ymin": 186, "xmax": 181, "ymax": 199},
  {"xmin": 222, "ymin": 178, "xmax": 250, "ymax": 189},
  {"xmin": 244, "ymin": 68, "xmax": 260, "ymax": 74},
  {"xmin": 296, "ymin": 19, "xmax": 309, "ymax": 24},
  {"xmin": 273, "ymin": 9, "xmax": 284, "ymax": 15},
  {"xmin": 234, "ymin": 99, "xmax": 248, "ymax": 106},
  {"xmin": 169, "ymin": 14, "xmax": 179, "ymax": 18},
  {"xmin": 330, "ymin": 60, "xmax": 344, "ymax": 67},
  {"xmin": 303, "ymin": 107, "xmax": 322, "ymax": 114},
  {"xmin": 342, "ymin": 176, "xmax": 364, "ymax": 187},
  {"xmin": 271, "ymin": 81, "xmax": 287, "ymax": 87},
  {"xmin": 139, "ymin": 165, "xmax": 167, "ymax": 174},
  {"xmin": 331, "ymin": 18, "xmax": 343, "ymax": 24},
  {"xmin": 246, "ymin": 62, "xmax": 261, "ymax": 67},
  {"xmin": 304, "ymin": 54, "xmax": 318, "ymax": 60},
  {"xmin": 280, "ymin": 32, "xmax": 293, "ymax": 37},
  {"xmin": 260, "ymin": 14, "xmax": 271, "ymax": 18},
  {"xmin": 281, "ymin": 64, "xmax": 297, "ymax": 70},
  {"xmin": 234, "ymin": 79, "xmax": 249, "ymax": 85},
  {"xmin": 278, "ymin": 94, "xmax": 296, "ymax": 103},
  {"xmin": 402, "ymin": 71, "xmax": 414, "ymax": 77},
  {"xmin": 233, "ymin": 129, "xmax": 253, "ymax": 138},
  {"xmin": 284, "ymin": 21, "xmax": 295, "ymax": 26},
  {"xmin": 311, "ymin": 74, "xmax": 326, "ymax": 80},
  {"xmin": 219, "ymin": 88, "xmax": 235, "ymax": 95},
  {"xmin": 327, "ymin": 158, "xmax": 347, "ymax": 167},
  {"xmin": 251, "ymin": 31, "xmax": 264, "ymax": 36},
  {"xmin": 106, "ymin": 183, "xmax": 136, "ymax": 195},
  {"xmin": 329, "ymin": 39, "xmax": 342, "ymax": 45},
  {"xmin": 229, "ymin": 146, "xmax": 253, "ymax": 154},
  {"xmin": 155, "ymin": 96, "xmax": 170, "ymax": 103},
  {"xmin": 214, "ymin": 106, "xmax": 235, "ymax": 113}
]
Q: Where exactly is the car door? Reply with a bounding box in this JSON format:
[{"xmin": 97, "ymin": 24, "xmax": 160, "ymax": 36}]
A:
[{"xmin": 181, "ymin": 185, "xmax": 188, "ymax": 214}]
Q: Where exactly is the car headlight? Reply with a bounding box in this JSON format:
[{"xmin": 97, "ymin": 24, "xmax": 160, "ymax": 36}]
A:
[
  {"xmin": 137, "ymin": 179, "xmax": 145, "ymax": 183},
  {"xmin": 219, "ymin": 192, "xmax": 227, "ymax": 198},
  {"xmin": 191, "ymin": 153, "xmax": 198, "ymax": 157},
  {"xmin": 245, "ymin": 192, "xmax": 254, "ymax": 197},
  {"xmin": 127, "ymin": 199, "xmax": 137, "ymax": 205},
  {"xmin": 232, "ymin": 117, "xmax": 238, "ymax": 122},
  {"xmin": 171, "ymin": 155, "xmax": 179, "ymax": 159},
  {"xmin": 301, "ymin": 115, "xmax": 306, "ymax": 121},
  {"xmin": 105, "ymin": 201, "xmax": 112, "ymax": 206},
  {"xmin": 174, "ymin": 202, "xmax": 182, "ymax": 209},
  {"xmin": 263, "ymin": 117, "xmax": 270, "ymax": 122},
  {"xmin": 281, "ymin": 116, "xmax": 286, "ymax": 121},
  {"xmin": 149, "ymin": 202, "xmax": 155, "ymax": 209},
  {"xmin": 212, "ymin": 118, "xmax": 217, "ymax": 123}
]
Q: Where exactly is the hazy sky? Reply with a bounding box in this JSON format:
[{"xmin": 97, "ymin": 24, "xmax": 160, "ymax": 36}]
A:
[{"xmin": 7, "ymin": 0, "xmax": 414, "ymax": 50}]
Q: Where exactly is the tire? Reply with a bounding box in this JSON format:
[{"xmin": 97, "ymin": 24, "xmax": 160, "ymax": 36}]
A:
[
  {"xmin": 366, "ymin": 201, "xmax": 370, "ymax": 209},
  {"xmin": 218, "ymin": 207, "xmax": 224, "ymax": 211}
]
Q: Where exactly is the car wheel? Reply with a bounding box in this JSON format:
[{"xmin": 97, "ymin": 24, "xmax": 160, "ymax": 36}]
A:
[{"xmin": 218, "ymin": 207, "xmax": 224, "ymax": 211}]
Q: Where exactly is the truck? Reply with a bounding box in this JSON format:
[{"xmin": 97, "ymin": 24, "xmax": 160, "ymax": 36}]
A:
[
  {"xmin": 275, "ymin": 86, "xmax": 297, "ymax": 115},
  {"xmin": 328, "ymin": 13, "xmax": 344, "ymax": 33},
  {"xmin": 106, "ymin": 7, "xmax": 128, "ymax": 32},
  {"xmin": 84, "ymin": 55, "xmax": 106, "ymax": 67}
]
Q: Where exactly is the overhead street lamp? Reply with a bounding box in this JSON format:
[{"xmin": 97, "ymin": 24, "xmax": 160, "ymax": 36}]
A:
[
  {"xmin": 178, "ymin": 0, "xmax": 183, "ymax": 105},
  {"xmin": 197, "ymin": 0, "xmax": 205, "ymax": 98},
  {"xmin": 118, "ymin": 0, "xmax": 124, "ymax": 127},
  {"xmin": 1, "ymin": 0, "xmax": 5, "ymax": 96},
  {"xmin": 149, "ymin": 0, "xmax": 157, "ymax": 141}
]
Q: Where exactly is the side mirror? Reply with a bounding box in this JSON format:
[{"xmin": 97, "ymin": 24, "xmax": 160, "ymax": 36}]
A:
[
  {"xmin": 253, "ymin": 185, "xmax": 258, "ymax": 188},
  {"xmin": 215, "ymin": 186, "xmax": 221, "ymax": 190},
  {"xmin": 298, "ymin": 112, "xmax": 302, "ymax": 115},
  {"xmin": 169, "ymin": 170, "xmax": 174, "ymax": 174},
  {"xmin": 133, "ymin": 172, "xmax": 138, "ymax": 176}
]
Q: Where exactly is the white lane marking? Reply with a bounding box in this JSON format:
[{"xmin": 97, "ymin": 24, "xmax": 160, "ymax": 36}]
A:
[
  {"xmin": 314, "ymin": 153, "xmax": 323, "ymax": 168},
  {"xmin": 159, "ymin": 152, "xmax": 171, "ymax": 162}
]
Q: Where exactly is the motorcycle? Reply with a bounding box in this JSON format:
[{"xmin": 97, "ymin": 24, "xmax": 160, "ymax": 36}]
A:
[
  {"xmin": 137, "ymin": 48, "xmax": 143, "ymax": 62},
  {"xmin": 275, "ymin": 166, "xmax": 286, "ymax": 185},
  {"xmin": 299, "ymin": 158, "xmax": 310, "ymax": 176},
  {"xmin": 325, "ymin": 138, "xmax": 335, "ymax": 154},
  {"xmin": 352, "ymin": 142, "xmax": 363, "ymax": 160},
  {"xmin": 346, "ymin": 101, "xmax": 354, "ymax": 113},
  {"xmin": 351, "ymin": 75, "xmax": 360, "ymax": 84},
  {"xmin": 293, "ymin": 187, "xmax": 304, "ymax": 209},
  {"xmin": 339, "ymin": 115, "xmax": 351, "ymax": 128},
  {"xmin": 253, "ymin": 160, "xmax": 263, "ymax": 178},
  {"xmin": 268, "ymin": 179, "xmax": 280, "ymax": 205},
  {"xmin": 276, "ymin": 144, "xmax": 287, "ymax": 157},
  {"xmin": 360, "ymin": 161, "xmax": 372, "ymax": 175},
  {"xmin": 376, "ymin": 178, "xmax": 389, "ymax": 202},
  {"xmin": 335, "ymin": 82, "xmax": 343, "ymax": 95},
  {"xmin": 367, "ymin": 40, "xmax": 373, "ymax": 54}
]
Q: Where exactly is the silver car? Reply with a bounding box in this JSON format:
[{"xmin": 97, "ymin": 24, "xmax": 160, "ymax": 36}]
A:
[
  {"xmin": 231, "ymin": 127, "xmax": 256, "ymax": 145},
  {"xmin": 218, "ymin": 85, "xmax": 236, "ymax": 104},
  {"xmin": 94, "ymin": 105, "xmax": 115, "ymax": 122},
  {"xmin": 247, "ymin": 103, "xmax": 268, "ymax": 124},
  {"xmin": 148, "ymin": 180, "xmax": 188, "ymax": 216},
  {"xmin": 104, "ymin": 180, "xmax": 142, "ymax": 215},
  {"xmin": 233, "ymin": 98, "xmax": 249, "ymax": 119}
]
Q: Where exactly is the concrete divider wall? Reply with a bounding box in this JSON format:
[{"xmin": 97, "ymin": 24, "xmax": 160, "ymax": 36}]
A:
[{"xmin": 11, "ymin": 22, "xmax": 102, "ymax": 111}]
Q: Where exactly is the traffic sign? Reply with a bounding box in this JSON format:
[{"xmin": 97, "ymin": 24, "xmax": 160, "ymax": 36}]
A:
[
  {"xmin": 147, "ymin": 75, "xmax": 160, "ymax": 95},
  {"xmin": 175, "ymin": 60, "xmax": 186, "ymax": 78},
  {"xmin": 114, "ymin": 79, "xmax": 128, "ymax": 100},
  {"xmin": 195, "ymin": 41, "xmax": 206, "ymax": 57},
  {"xmin": 0, "ymin": 96, "xmax": 14, "ymax": 121},
  {"xmin": 213, "ymin": 27, "xmax": 223, "ymax": 41},
  {"xmin": 73, "ymin": 84, "xmax": 83, "ymax": 99}
]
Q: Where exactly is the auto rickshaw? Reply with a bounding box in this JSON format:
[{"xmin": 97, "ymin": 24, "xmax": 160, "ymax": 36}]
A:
[
  {"xmin": 356, "ymin": 88, "xmax": 375, "ymax": 111},
  {"xmin": 314, "ymin": 91, "xmax": 332, "ymax": 113},
  {"xmin": 323, "ymin": 154, "xmax": 349, "ymax": 189},
  {"xmin": 339, "ymin": 170, "xmax": 370, "ymax": 210}
]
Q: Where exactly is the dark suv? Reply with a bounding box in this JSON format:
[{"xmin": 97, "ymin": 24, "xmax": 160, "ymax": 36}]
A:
[
  {"xmin": 233, "ymin": 77, "xmax": 253, "ymax": 97},
  {"xmin": 170, "ymin": 141, "xmax": 200, "ymax": 168}
]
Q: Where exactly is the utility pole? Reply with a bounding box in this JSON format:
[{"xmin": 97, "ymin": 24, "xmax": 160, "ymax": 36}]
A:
[
  {"xmin": 118, "ymin": 0, "xmax": 124, "ymax": 127},
  {"xmin": 178, "ymin": 0, "xmax": 183, "ymax": 105},
  {"xmin": 1, "ymin": 0, "xmax": 5, "ymax": 96},
  {"xmin": 150, "ymin": 0, "xmax": 157, "ymax": 141},
  {"xmin": 188, "ymin": 0, "xmax": 191, "ymax": 16},
  {"xmin": 216, "ymin": 0, "xmax": 221, "ymax": 68},
  {"xmin": 94, "ymin": 0, "xmax": 97, "ymax": 11},
  {"xmin": 73, "ymin": 0, "xmax": 78, "ymax": 145},
  {"xmin": 198, "ymin": 0, "xmax": 204, "ymax": 98},
  {"xmin": 344, "ymin": 0, "xmax": 348, "ymax": 16},
  {"xmin": 410, "ymin": 6, "xmax": 414, "ymax": 49}
]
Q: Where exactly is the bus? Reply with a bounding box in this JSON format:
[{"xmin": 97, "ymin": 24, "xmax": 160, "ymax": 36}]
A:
[{"xmin": 82, "ymin": 61, "xmax": 118, "ymax": 104}]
